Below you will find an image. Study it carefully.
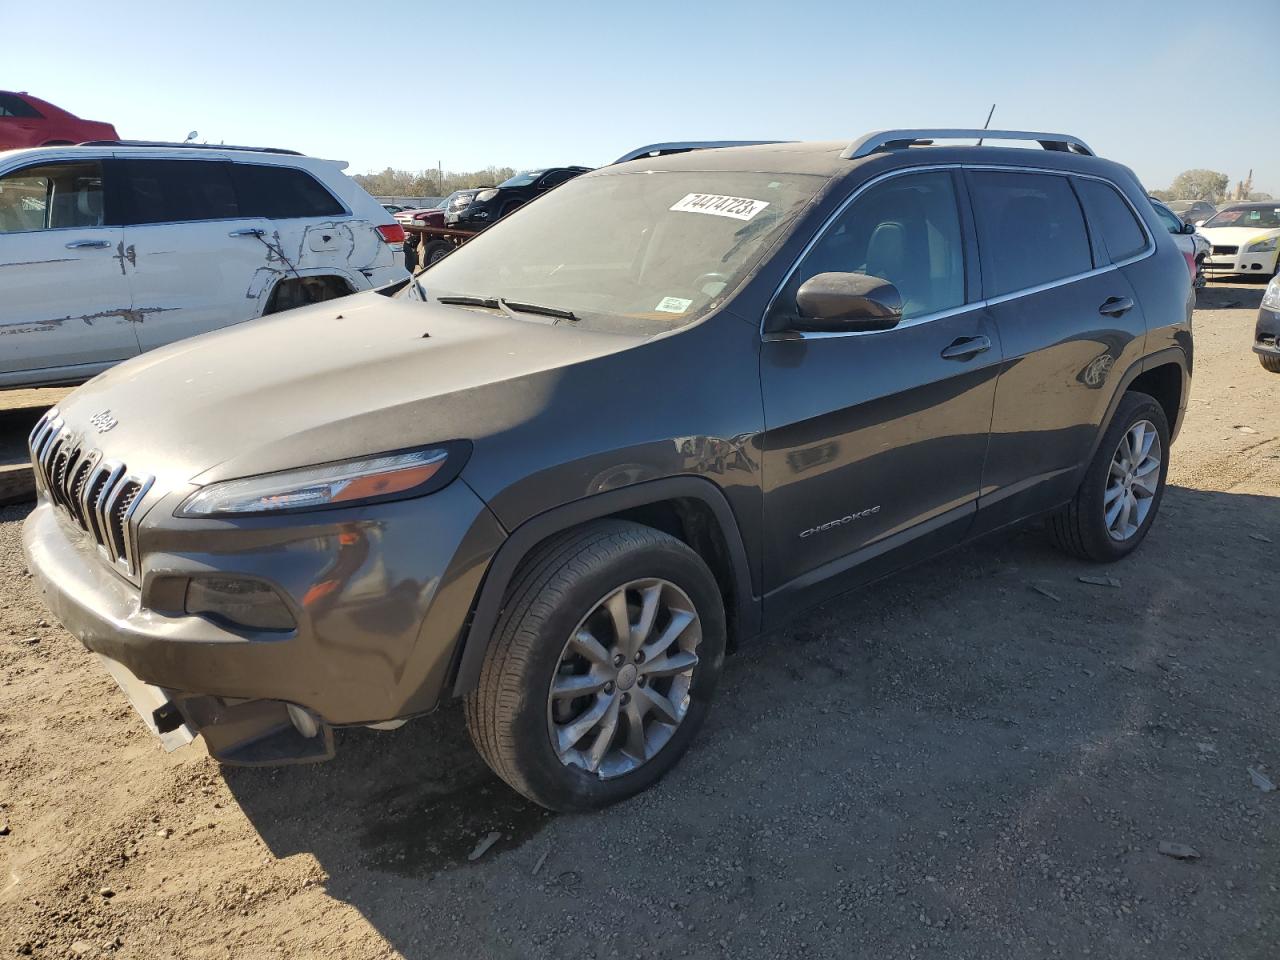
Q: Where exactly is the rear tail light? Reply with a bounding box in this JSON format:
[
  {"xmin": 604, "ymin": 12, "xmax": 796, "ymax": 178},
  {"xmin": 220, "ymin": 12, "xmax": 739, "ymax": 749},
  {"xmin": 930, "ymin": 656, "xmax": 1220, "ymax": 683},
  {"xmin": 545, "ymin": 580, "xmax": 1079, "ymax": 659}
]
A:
[{"xmin": 375, "ymin": 223, "xmax": 406, "ymax": 244}]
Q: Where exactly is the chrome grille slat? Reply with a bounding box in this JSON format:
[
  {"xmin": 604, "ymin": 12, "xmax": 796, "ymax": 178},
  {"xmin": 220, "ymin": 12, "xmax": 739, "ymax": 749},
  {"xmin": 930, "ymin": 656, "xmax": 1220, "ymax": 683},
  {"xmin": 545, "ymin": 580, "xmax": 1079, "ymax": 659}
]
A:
[{"xmin": 26, "ymin": 410, "xmax": 152, "ymax": 579}]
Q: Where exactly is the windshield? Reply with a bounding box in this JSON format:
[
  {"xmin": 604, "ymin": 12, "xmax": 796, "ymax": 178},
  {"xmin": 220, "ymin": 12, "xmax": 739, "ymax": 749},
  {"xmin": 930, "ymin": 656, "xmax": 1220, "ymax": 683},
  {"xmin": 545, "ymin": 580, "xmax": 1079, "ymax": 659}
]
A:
[
  {"xmin": 411, "ymin": 170, "xmax": 826, "ymax": 332},
  {"xmin": 499, "ymin": 169, "xmax": 548, "ymax": 188},
  {"xmin": 1202, "ymin": 205, "xmax": 1280, "ymax": 230}
]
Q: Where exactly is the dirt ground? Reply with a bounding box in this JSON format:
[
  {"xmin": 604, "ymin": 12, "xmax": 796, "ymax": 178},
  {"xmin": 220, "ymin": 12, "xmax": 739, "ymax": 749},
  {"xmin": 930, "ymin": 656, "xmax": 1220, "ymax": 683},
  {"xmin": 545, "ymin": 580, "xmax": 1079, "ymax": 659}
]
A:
[{"xmin": 2, "ymin": 282, "xmax": 1277, "ymax": 960}]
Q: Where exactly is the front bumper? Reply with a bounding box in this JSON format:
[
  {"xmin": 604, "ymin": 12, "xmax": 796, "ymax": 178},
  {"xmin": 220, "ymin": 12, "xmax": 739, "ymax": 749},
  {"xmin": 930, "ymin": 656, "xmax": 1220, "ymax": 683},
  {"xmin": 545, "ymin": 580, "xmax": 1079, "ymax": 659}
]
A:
[
  {"xmin": 22, "ymin": 481, "xmax": 504, "ymax": 761},
  {"xmin": 1255, "ymin": 306, "xmax": 1280, "ymax": 358},
  {"xmin": 1204, "ymin": 249, "xmax": 1279, "ymax": 276}
]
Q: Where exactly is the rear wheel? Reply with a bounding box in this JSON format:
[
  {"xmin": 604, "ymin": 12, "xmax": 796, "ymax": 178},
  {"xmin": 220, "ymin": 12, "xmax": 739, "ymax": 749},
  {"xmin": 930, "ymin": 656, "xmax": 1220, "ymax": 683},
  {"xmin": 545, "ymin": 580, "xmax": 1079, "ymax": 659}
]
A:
[
  {"xmin": 422, "ymin": 240, "xmax": 451, "ymax": 266},
  {"xmin": 1049, "ymin": 391, "xmax": 1170, "ymax": 562},
  {"xmin": 1260, "ymin": 354, "xmax": 1280, "ymax": 374},
  {"xmin": 465, "ymin": 520, "xmax": 726, "ymax": 811}
]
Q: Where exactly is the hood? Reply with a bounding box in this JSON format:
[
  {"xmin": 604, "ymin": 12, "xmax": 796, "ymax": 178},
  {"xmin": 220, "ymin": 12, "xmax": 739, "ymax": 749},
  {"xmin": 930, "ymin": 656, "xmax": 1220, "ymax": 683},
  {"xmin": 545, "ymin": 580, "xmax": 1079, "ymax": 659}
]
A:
[
  {"xmin": 1198, "ymin": 225, "xmax": 1280, "ymax": 245},
  {"xmin": 51, "ymin": 291, "xmax": 643, "ymax": 493}
]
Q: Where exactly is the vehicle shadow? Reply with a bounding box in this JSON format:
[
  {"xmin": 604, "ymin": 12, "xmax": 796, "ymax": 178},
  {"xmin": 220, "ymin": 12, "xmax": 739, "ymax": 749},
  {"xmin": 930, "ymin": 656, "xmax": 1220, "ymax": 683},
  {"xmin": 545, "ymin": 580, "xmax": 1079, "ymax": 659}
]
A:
[
  {"xmin": 1197, "ymin": 281, "xmax": 1266, "ymax": 310},
  {"xmin": 222, "ymin": 483, "xmax": 1280, "ymax": 959}
]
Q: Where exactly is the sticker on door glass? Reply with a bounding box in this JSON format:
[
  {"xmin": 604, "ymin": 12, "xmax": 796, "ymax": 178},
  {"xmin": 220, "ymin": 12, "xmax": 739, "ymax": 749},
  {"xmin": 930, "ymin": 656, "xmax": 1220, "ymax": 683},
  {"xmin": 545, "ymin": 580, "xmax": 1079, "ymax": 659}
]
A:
[
  {"xmin": 670, "ymin": 193, "xmax": 770, "ymax": 221},
  {"xmin": 655, "ymin": 296, "xmax": 693, "ymax": 313}
]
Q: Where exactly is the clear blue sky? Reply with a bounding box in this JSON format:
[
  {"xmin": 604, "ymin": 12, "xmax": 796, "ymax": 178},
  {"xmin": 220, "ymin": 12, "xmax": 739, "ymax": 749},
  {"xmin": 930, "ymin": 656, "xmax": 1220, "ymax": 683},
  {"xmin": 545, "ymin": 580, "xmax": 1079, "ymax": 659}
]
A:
[{"xmin": 7, "ymin": 0, "xmax": 1278, "ymax": 193}]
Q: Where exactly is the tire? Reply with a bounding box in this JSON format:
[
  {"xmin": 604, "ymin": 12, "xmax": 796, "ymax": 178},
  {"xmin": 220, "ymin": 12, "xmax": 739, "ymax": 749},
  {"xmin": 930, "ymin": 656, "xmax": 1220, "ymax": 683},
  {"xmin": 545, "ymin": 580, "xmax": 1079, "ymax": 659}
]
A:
[
  {"xmin": 1049, "ymin": 391, "xmax": 1170, "ymax": 562},
  {"xmin": 422, "ymin": 240, "xmax": 451, "ymax": 266},
  {"xmin": 465, "ymin": 520, "xmax": 727, "ymax": 812},
  {"xmin": 1261, "ymin": 354, "xmax": 1280, "ymax": 374}
]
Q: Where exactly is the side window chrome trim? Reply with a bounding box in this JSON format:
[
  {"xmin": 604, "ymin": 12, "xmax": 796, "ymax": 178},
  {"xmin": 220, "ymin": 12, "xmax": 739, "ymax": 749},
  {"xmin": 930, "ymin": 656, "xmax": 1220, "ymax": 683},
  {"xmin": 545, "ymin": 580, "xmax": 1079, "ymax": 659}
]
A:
[{"xmin": 763, "ymin": 163, "xmax": 1156, "ymax": 341}]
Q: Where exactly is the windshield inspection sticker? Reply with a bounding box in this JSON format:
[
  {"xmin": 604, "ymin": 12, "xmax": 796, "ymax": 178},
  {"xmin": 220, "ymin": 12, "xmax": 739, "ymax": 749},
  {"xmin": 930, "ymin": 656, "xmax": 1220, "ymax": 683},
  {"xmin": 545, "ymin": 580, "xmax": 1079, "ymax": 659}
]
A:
[
  {"xmin": 655, "ymin": 296, "xmax": 693, "ymax": 314},
  {"xmin": 670, "ymin": 193, "xmax": 770, "ymax": 221}
]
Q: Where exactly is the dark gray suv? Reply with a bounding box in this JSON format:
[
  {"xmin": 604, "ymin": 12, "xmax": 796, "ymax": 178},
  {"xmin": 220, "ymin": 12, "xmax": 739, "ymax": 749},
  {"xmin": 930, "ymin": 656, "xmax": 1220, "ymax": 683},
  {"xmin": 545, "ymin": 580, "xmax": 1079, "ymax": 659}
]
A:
[{"xmin": 23, "ymin": 129, "xmax": 1193, "ymax": 811}]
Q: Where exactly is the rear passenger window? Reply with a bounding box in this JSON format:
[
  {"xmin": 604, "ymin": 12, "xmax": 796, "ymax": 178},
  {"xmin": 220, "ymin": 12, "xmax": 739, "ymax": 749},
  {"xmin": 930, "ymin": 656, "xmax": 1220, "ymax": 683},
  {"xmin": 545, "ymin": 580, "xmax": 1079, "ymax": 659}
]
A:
[
  {"xmin": 119, "ymin": 159, "xmax": 238, "ymax": 224},
  {"xmin": 968, "ymin": 171, "xmax": 1092, "ymax": 297},
  {"xmin": 1076, "ymin": 179, "xmax": 1148, "ymax": 262},
  {"xmin": 787, "ymin": 170, "xmax": 966, "ymax": 321},
  {"xmin": 0, "ymin": 161, "xmax": 104, "ymax": 232},
  {"xmin": 231, "ymin": 164, "xmax": 344, "ymax": 219}
]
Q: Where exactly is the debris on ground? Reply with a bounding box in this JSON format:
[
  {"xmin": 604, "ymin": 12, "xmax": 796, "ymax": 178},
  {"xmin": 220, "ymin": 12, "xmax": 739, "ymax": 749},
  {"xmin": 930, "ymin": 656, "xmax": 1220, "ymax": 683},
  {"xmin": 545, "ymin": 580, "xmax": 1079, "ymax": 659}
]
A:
[
  {"xmin": 1029, "ymin": 584, "xmax": 1062, "ymax": 602},
  {"xmin": 1248, "ymin": 767, "xmax": 1277, "ymax": 793},
  {"xmin": 1249, "ymin": 533, "xmax": 1274, "ymax": 543},
  {"xmin": 0, "ymin": 821, "xmax": 9, "ymax": 836},
  {"xmin": 1158, "ymin": 841, "xmax": 1201, "ymax": 860},
  {"xmin": 17, "ymin": 636, "xmax": 38, "ymax": 645},
  {"xmin": 1078, "ymin": 575, "xmax": 1121, "ymax": 588},
  {"xmin": 467, "ymin": 831, "xmax": 501, "ymax": 862},
  {"xmin": 532, "ymin": 848, "xmax": 550, "ymax": 877}
]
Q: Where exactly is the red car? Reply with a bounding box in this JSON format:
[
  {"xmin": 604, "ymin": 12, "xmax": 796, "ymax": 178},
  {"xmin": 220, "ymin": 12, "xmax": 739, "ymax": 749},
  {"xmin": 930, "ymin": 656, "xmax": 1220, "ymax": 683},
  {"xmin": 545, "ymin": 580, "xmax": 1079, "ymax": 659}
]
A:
[{"xmin": 0, "ymin": 91, "xmax": 119, "ymax": 150}]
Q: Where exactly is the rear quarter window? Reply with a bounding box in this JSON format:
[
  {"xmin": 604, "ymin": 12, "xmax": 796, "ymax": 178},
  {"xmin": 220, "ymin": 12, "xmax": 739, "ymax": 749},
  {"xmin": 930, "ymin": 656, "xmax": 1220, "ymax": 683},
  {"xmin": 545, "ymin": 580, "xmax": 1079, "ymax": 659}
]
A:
[
  {"xmin": 968, "ymin": 170, "xmax": 1093, "ymax": 297},
  {"xmin": 231, "ymin": 164, "xmax": 345, "ymax": 219},
  {"xmin": 1075, "ymin": 179, "xmax": 1149, "ymax": 262},
  {"xmin": 0, "ymin": 93, "xmax": 42, "ymax": 118}
]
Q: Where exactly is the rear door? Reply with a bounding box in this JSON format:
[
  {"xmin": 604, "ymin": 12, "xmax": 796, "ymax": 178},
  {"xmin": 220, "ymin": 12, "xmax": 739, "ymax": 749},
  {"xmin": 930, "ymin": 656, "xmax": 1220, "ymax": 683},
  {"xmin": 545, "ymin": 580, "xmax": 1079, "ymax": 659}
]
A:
[
  {"xmin": 966, "ymin": 168, "xmax": 1151, "ymax": 531},
  {"xmin": 116, "ymin": 157, "xmax": 272, "ymax": 350},
  {"xmin": 760, "ymin": 169, "xmax": 1001, "ymax": 614},
  {"xmin": 0, "ymin": 156, "xmax": 139, "ymax": 382}
]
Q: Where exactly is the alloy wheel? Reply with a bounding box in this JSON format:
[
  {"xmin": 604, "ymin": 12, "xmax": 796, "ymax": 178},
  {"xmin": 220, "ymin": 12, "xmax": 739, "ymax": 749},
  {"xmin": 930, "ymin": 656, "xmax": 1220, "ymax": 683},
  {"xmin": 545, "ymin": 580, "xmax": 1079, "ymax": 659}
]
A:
[
  {"xmin": 1105, "ymin": 419, "xmax": 1162, "ymax": 541},
  {"xmin": 547, "ymin": 578, "xmax": 701, "ymax": 780}
]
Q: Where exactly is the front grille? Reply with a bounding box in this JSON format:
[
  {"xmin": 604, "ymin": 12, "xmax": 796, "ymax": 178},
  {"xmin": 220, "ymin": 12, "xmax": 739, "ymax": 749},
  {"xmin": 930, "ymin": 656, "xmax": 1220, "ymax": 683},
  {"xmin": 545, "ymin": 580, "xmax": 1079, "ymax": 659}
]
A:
[
  {"xmin": 1212, "ymin": 245, "xmax": 1238, "ymax": 256},
  {"xmin": 28, "ymin": 409, "xmax": 154, "ymax": 578}
]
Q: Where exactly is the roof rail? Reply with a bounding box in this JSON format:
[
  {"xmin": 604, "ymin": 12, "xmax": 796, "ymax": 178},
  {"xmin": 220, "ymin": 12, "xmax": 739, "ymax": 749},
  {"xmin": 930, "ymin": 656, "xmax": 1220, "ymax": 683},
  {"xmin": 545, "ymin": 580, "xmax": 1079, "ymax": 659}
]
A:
[
  {"xmin": 78, "ymin": 139, "xmax": 303, "ymax": 156},
  {"xmin": 613, "ymin": 140, "xmax": 786, "ymax": 165},
  {"xmin": 841, "ymin": 129, "xmax": 1094, "ymax": 160}
]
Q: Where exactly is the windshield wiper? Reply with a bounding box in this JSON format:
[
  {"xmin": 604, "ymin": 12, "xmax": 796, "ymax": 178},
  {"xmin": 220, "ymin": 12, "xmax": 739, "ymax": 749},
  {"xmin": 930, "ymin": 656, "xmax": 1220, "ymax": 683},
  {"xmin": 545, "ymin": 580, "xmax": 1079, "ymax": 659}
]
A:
[
  {"xmin": 499, "ymin": 298, "xmax": 578, "ymax": 322},
  {"xmin": 436, "ymin": 295, "xmax": 578, "ymax": 323}
]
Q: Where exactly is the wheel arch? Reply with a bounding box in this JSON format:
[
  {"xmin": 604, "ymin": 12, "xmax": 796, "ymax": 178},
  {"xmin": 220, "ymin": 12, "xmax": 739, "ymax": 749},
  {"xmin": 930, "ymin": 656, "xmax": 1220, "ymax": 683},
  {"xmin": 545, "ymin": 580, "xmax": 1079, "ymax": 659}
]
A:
[
  {"xmin": 1082, "ymin": 347, "xmax": 1189, "ymax": 474},
  {"xmin": 261, "ymin": 271, "xmax": 357, "ymax": 315},
  {"xmin": 450, "ymin": 476, "xmax": 759, "ymax": 697}
]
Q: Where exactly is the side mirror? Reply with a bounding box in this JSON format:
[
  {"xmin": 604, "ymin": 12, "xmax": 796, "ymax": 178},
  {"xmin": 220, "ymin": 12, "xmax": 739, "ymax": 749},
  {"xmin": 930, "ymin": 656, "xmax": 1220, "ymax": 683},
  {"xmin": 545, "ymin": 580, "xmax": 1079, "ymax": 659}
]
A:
[
  {"xmin": 1180, "ymin": 222, "xmax": 1198, "ymax": 235},
  {"xmin": 794, "ymin": 272, "xmax": 903, "ymax": 332}
]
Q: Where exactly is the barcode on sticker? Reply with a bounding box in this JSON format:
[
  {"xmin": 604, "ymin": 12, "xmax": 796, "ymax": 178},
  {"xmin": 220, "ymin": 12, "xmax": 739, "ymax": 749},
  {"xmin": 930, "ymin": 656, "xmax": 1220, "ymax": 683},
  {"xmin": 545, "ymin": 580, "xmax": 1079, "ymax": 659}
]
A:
[
  {"xmin": 655, "ymin": 296, "xmax": 692, "ymax": 314},
  {"xmin": 670, "ymin": 193, "xmax": 769, "ymax": 221}
]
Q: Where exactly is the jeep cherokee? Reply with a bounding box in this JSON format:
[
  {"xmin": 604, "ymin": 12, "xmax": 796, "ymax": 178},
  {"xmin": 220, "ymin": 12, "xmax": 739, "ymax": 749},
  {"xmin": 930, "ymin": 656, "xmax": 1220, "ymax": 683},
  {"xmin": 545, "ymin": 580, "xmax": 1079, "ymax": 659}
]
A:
[{"xmin": 23, "ymin": 129, "xmax": 1192, "ymax": 812}]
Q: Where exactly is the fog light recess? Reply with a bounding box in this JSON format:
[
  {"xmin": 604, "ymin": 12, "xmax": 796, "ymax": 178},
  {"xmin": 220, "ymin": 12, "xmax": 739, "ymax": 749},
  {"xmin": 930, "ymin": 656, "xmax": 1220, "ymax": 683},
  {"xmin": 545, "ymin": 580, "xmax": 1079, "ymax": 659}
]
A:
[{"xmin": 185, "ymin": 577, "xmax": 296, "ymax": 632}]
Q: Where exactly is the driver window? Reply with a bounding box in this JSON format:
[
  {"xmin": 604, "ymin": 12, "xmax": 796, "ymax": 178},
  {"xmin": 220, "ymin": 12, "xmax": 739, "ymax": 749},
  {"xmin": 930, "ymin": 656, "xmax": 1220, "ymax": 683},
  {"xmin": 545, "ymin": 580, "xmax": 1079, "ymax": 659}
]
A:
[
  {"xmin": 0, "ymin": 160, "xmax": 105, "ymax": 234},
  {"xmin": 789, "ymin": 171, "xmax": 965, "ymax": 321}
]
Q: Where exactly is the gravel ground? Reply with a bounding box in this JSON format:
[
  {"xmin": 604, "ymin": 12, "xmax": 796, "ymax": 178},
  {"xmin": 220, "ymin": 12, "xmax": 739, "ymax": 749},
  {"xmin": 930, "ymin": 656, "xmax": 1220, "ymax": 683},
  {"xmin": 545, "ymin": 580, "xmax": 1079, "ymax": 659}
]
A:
[{"xmin": 1, "ymin": 282, "xmax": 1277, "ymax": 960}]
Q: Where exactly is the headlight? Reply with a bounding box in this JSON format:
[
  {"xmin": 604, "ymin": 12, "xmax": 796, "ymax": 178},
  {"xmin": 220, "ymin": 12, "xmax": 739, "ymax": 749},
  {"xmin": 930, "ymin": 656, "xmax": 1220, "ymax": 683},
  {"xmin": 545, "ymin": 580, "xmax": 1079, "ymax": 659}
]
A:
[
  {"xmin": 1246, "ymin": 236, "xmax": 1278, "ymax": 253},
  {"xmin": 475, "ymin": 189, "xmax": 500, "ymax": 203},
  {"xmin": 451, "ymin": 194, "xmax": 474, "ymax": 209},
  {"xmin": 1263, "ymin": 276, "xmax": 1280, "ymax": 312},
  {"xmin": 177, "ymin": 444, "xmax": 469, "ymax": 517}
]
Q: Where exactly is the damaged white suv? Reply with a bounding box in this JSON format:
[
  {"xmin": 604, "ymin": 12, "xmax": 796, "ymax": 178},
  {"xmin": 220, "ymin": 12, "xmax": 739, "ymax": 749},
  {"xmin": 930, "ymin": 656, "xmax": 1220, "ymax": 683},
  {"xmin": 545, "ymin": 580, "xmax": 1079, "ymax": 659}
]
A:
[{"xmin": 0, "ymin": 142, "xmax": 408, "ymax": 389}]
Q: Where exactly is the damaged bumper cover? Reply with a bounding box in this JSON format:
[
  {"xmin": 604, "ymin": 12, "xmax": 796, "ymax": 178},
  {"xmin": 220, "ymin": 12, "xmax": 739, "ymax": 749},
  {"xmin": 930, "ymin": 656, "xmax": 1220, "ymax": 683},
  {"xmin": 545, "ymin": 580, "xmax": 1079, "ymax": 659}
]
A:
[{"xmin": 22, "ymin": 482, "xmax": 504, "ymax": 763}]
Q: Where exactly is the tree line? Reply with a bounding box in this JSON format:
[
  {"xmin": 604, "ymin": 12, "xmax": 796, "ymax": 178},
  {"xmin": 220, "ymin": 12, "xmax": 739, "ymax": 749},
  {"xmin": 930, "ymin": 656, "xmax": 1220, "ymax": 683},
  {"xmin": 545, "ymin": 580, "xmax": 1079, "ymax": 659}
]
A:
[
  {"xmin": 1149, "ymin": 169, "xmax": 1272, "ymax": 204},
  {"xmin": 352, "ymin": 165, "xmax": 518, "ymax": 199}
]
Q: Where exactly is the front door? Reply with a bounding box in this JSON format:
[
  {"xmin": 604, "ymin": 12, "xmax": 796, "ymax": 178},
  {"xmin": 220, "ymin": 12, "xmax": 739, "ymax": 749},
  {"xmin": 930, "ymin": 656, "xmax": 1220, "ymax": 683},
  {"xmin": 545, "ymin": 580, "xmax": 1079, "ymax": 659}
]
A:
[
  {"xmin": 0, "ymin": 157, "xmax": 139, "ymax": 383},
  {"xmin": 760, "ymin": 169, "xmax": 1000, "ymax": 617}
]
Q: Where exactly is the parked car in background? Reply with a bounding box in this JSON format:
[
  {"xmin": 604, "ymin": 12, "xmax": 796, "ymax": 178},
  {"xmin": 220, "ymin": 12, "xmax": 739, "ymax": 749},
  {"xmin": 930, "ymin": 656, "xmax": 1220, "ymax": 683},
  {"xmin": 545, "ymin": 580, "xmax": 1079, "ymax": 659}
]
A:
[
  {"xmin": 0, "ymin": 91, "xmax": 118, "ymax": 150},
  {"xmin": 0, "ymin": 142, "xmax": 408, "ymax": 388},
  {"xmin": 22, "ymin": 129, "xmax": 1191, "ymax": 812},
  {"xmin": 1150, "ymin": 197, "xmax": 1209, "ymax": 286},
  {"xmin": 444, "ymin": 166, "xmax": 591, "ymax": 227},
  {"xmin": 394, "ymin": 194, "xmax": 452, "ymax": 231},
  {"xmin": 1165, "ymin": 199, "xmax": 1217, "ymax": 225},
  {"xmin": 1198, "ymin": 203, "xmax": 1280, "ymax": 279},
  {"xmin": 1257, "ymin": 275, "xmax": 1280, "ymax": 372},
  {"xmin": 382, "ymin": 203, "xmax": 405, "ymax": 215}
]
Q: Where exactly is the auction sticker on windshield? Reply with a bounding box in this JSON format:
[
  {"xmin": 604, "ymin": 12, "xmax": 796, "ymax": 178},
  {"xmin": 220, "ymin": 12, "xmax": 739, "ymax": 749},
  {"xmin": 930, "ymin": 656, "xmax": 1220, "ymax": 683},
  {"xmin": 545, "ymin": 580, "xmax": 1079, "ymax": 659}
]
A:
[{"xmin": 670, "ymin": 193, "xmax": 770, "ymax": 221}]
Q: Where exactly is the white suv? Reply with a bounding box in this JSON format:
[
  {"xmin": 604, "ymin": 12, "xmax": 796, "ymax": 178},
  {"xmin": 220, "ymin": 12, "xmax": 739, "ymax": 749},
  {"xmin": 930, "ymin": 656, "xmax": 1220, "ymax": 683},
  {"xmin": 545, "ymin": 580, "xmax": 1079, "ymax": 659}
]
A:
[{"xmin": 0, "ymin": 143, "xmax": 409, "ymax": 389}]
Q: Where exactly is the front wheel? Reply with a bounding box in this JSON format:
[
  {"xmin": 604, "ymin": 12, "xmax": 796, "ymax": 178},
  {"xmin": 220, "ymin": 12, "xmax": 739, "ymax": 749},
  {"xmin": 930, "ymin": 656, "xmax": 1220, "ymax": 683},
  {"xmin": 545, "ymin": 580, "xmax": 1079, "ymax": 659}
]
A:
[
  {"xmin": 1049, "ymin": 391, "xmax": 1170, "ymax": 562},
  {"xmin": 465, "ymin": 521, "xmax": 727, "ymax": 811},
  {"xmin": 1261, "ymin": 353, "xmax": 1280, "ymax": 374}
]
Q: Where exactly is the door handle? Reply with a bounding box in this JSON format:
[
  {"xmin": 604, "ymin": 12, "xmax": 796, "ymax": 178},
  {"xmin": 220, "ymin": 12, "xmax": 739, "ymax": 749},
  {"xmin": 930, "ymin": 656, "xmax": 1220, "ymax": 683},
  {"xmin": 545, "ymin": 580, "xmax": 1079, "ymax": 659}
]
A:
[
  {"xmin": 228, "ymin": 228, "xmax": 265, "ymax": 238},
  {"xmin": 940, "ymin": 335, "xmax": 991, "ymax": 361},
  {"xmin": 1098, "ymin": 296, "xmax": 1134, "ymax": 317},
  {"xmin": 65, "ymin": 239, "xmax": 111, "ymax": 249}
]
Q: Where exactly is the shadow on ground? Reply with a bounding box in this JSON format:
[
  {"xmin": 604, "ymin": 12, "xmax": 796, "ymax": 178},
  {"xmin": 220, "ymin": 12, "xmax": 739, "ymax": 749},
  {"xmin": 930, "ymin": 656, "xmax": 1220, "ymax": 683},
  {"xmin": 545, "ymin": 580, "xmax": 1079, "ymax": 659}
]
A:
[{"xmin": 223, "ymin": 485, "xmax": 1280, "ymax": 959}]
